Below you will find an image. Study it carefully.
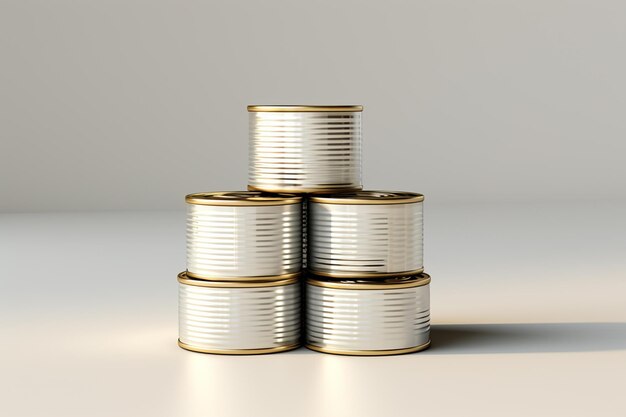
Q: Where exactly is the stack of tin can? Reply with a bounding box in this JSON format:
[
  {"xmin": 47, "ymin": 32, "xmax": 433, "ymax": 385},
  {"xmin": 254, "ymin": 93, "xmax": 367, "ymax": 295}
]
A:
[{"xmin": 178, "ymin": 105, "xmax": 431, "ymax": 356}]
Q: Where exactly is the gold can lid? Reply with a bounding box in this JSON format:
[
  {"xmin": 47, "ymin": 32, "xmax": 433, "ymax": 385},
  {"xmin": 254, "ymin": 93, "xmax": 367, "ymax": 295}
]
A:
[
  {"xmin": 307, "ymin": 273, "xmax": 431, "ymax": 290},
  {"xmin": 178, "ymin": 271, "xmax": 299, "ymax": 288},
  {"xmin": 185, "ymin": 191, "xmax": 302, "ymax": 206},
  {"xmin": 309, "ymin": 191, "xmax": 424, "ymax": 205},
  {"xmin": 247, "ymin": 105, "xmax": 363, "ymax": 113}
]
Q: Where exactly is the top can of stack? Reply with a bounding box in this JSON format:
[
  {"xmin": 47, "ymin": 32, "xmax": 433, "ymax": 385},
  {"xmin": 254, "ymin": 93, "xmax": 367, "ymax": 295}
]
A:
[{"xmin": 248, "ymin": 105, "xmax": 363, "ymax": 194}]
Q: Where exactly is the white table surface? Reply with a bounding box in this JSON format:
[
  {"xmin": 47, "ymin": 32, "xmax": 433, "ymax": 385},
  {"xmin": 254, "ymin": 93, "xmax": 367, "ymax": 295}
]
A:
[{"xmin": 2, "ymin": 201, "xmax": 625, "ymax": 416}]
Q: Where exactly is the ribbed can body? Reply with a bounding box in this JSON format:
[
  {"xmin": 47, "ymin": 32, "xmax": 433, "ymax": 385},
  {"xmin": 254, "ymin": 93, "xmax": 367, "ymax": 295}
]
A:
[
  {"xmin": 302, "ymin": 199, "xmax": 308, "ymax": 269},
  {"xmin": 306, "ymin": 276, "xmax": 430, "ymax": 355},
  {"xmin": 248, "ymin": 111, "xmax": 362, "ymax": 193},
  {"xmin": 308, "ymin": 200, "xmax": 423, "ymax": 277},
  {"xmin": 178, "ymin": 275, "xmax": 301, "ymax": 353},
  {"xmin": 186, "ymin": 202, "xmax": 302, "ymax": 279}
]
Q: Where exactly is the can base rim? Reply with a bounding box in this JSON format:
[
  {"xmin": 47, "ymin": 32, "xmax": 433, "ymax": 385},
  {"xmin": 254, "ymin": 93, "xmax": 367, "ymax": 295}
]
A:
[
  {"xmin": 248, "ymin": 184, "xmax": 363, "ymax": 194},
  {"xmin": 178, "ymin": 340, "xmax": 301, "ymax": 355},
  {"xmin": 309, "ymin": 268, "xmax": 425, "ymax": 279},
  {"xmin": 305, "ymin": 340, "xmax": 431, "ymax": 356},
  {"xmin": 185, "ymin": 270, "xmax": 302, "ymax": 282}
]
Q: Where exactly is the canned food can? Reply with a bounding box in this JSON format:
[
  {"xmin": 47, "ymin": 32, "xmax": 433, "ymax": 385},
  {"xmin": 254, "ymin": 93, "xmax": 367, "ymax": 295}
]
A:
[
  {"xmin": 306, "ymin": 274, "xmax": 431, "ymax": 356},
  {"xmin": 248, "ymin": 105, "xmax": 363, "ymax": 193},
  {"xmin": 302, "ymin": 199, "xmax": 308, "ymax": 269},
  {"xmin": 186, "ymin": 192, "xmax": 302, "ymax": 280},
  {"xmin": 308, "ymin": 191, "xmax": 424, "ymax": 278},
  {"xmin": 178, "ymin": 272, "xmax": 301, "ymax": 354}
]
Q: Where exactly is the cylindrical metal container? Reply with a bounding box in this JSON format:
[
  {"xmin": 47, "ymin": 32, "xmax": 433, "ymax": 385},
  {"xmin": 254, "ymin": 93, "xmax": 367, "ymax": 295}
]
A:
[
  {"xmin": 308, "ymin": 191, "xmax": 424, "ymax": 278},
  {"xmin": 306, "ymin": 274, "xmax": 431, "ymax": 356},
  {"xmin": 186, "ymin": 192, "xmax": 302, "ymax": 280},
  {"xmin": 248, "ymin": 105, "xmax": 363, "ymax": 193},
  {"xmin": 178, "ymin": 272, "xmax": 301, "ymax": 354}
]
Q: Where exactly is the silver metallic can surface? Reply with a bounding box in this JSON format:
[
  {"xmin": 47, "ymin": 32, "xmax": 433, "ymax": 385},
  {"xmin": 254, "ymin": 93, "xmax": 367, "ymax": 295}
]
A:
[
  {"xmin": 248, "ymin": 105, "xmax": 363, "ymax": 193},
  {"xmin": 302, "ymin": 198, "xmax": 308, "ymax": 269},
  {"xmin": 306, "ymin": 274, "xmax": 431, "ymax": 356},
  {"xmin": 186, "ymin": 192, "xmax": 302, "ymax": 280},
  {"xmin": 308, "ymin": 191, "xmax": 424, "ymax": 278},
  {"xmin": 178, "ymin": 272, "xmax": 301, "ymax": 354}
]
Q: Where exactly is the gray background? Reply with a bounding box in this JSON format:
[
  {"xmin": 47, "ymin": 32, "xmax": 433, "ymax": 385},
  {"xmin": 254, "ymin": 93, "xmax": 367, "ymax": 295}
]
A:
[
  {"xmin": 2, "ymin": 2, "xmax": 626, "ymax": 416},
  {"xmin": 2, "ymin": 0, "xmax": 625, "ymax": 212}
]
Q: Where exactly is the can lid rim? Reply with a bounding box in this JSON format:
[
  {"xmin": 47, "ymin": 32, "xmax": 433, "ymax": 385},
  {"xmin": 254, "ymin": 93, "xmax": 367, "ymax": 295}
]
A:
[
  {"xmin": 178, "ymin": 272, "xmax": 300, "ymax": 288},
  {"xmin": 248, "ymin": 105, "xmax": 363, "ymax": 113},
  {"xmin": 185, "ymin": 191, "xmax": 302, "ymax": 206},
  {"xmin": 309, "ymin": 191, "xmax": 424, "ymax": 205},
  {"xmin": 307, "ymin": 273, "xmax": 431, "ymax": 290}
]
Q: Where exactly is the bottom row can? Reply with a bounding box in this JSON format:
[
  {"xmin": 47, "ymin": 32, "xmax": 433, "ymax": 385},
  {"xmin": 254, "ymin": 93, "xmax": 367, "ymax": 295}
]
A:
[
  {"xmin": 178, "ymin": 272, "xmax": 301, "ymax": 354},
  {"xmin": 178, "ymin": 271, "xmax": 431, "ymax": 356},
  {"xmin": 306, "ymin": 274, "xmax": 431, "ymax": 355}
]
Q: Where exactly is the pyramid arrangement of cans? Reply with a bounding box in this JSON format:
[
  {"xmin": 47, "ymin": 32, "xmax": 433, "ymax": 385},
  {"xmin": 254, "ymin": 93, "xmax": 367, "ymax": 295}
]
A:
[{"xmin": 178, "ymin": 105, "xmax": 431, "ymax": 356}]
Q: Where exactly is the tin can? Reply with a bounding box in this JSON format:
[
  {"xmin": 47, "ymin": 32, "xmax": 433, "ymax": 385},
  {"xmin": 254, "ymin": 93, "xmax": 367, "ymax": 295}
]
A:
[
  {"xmin": 248, "ymin": 105, "xmax": 363, "ymax": 193},
  {"xmin": 306, "ymin": 274, "xmax": 431, "ymax": 355},
  {"xmin": 302, "ymin": 199, "xmax": 308, "ymax": 269},
  {"xmin": 308, "ymin": 191, "xmax": 424, "ymax": 278},
  {"xmin": 178, "ymin": 272, "xmax": 301, "ymax": 354},
  {"xmin": 186, "ymin": 192, "xmax": 302, "ymax": 280}
]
